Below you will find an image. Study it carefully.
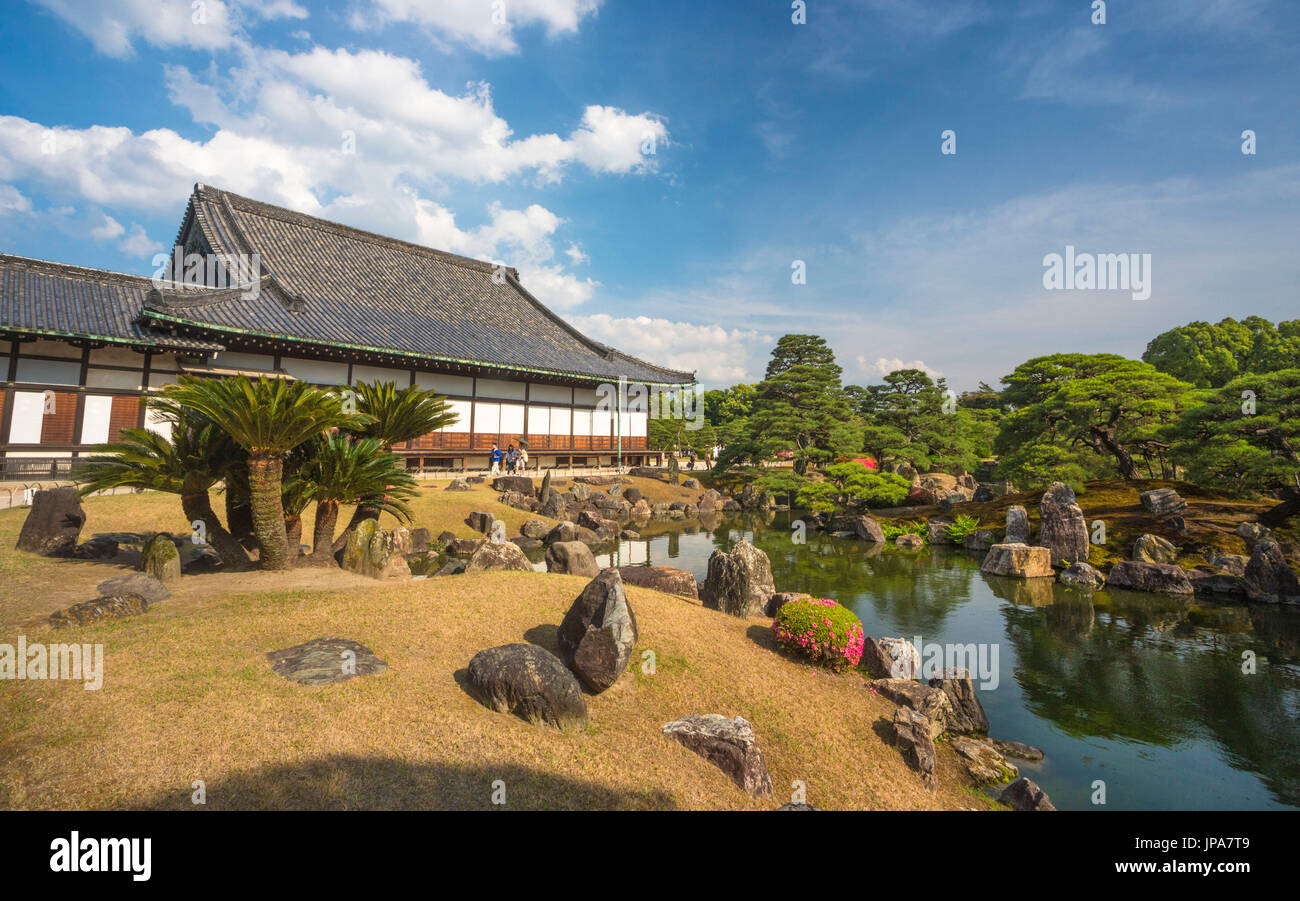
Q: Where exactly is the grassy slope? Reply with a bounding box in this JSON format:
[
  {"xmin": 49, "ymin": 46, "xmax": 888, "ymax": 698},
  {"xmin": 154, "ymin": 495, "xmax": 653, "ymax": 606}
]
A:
[{"xmin": 0, "ymin": 479, "xmax": 982, "ymax": 811}]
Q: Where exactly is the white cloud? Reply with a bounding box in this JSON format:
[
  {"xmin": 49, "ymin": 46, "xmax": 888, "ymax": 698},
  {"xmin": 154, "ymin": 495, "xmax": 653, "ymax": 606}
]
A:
[
  {"xmin": 119, "ymin": 223, "xmax": 163, "ymax": 258},
  {"xmin": 359, "ymin": 0, "xmax": 601, "ymax": 55},
  {"xmin": 859, "ymin": 356, "xmax": 942, "ymax": 380},
  {"xmin": 0, "ymin": 184, "xmax": 32, "ymax": 214},
  {"xmin": 566, "ymin": 314, "xmax": 773, "ymax": 385},
  {"xmin": 565, "ymin": 243, "xmax": 589, "ymax": 265},
  {"xmin": 89, "ymin": 213, "xmax": 125, "ymax": 241}
]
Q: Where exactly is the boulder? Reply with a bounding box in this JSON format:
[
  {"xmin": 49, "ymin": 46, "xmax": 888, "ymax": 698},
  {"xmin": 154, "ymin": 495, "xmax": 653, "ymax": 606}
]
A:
[
  {"xmin": 930, "ymin": 673, "xmax": 989, "ymax": 734},
  {"xmin": 1004, "ymin": 505, "xmax": 1031, "ymax": 544},
  {"xmin": 618, "ymin": 565, "xmax": 700, "ymax": 599},
  {"xmin": 491, "ymin": 476, "xmax": 535, "ymax": 497},
  {"xmin": 861, "ymin": 637, "xmax": 921, "ymax": 679},
  {"xmin": 466, "ymin": 644, "xmax": 588, "ymax": 731},
  {"xmin": 445, "ymin": 478, "xmax": 472, "ymax": 491},
  {"xmin": 1187, "ymin": 569, "xmax": 1247, "ymax": 597},
  {"xmin": 142, "ymin": 533, "xmax": 182, "ymax": 584},
  {"xmin": 410, "ymin": 527, "xmax": 431, "ymax": 550},
  {"xmin": 538, "ymin": 491, "xmax": 567, "ymax": 519},
  {"xmin": 1208, "ymin": 553, "xmax": 1249, "ymax": 577},
  {"xmin": 699, "ymin": 539, "xmax": 776, "ymax": 617},
  {"xmin": 73, "ymin": 537, "xmax": 119, "ymax": 559},
  {"xmin": 891, "ymin": 708, "xmax": 937, "ymax": 791},
  {"xmin": 498, "ymin": 490, "xmax": 537, "ymax": 513},
  {"xmin": 622, "ymin": 487, "xmax": 643, "ymax": 505},
  {"xmin": 267, "ymin": 637, "xmax": 388, "ymax": 686},
  {"xmin": 992, "ymin": 740, "xmax": 1045, "ymax": 761},
  {"xmin": 1132, "ymin": 533, "xmax": 1177, "ymax": 564},
  {"xmin": 1235, "ymin": 522, "xmax": 1271, "ymax": 550},
  {"xmin": 980, "ymin": 543, "xmax": 1053, "ymax": 579},
  {"xmin": 999, "ymin": 777, "xmax": 1056, "ymax": 811},
  {"xmin": 1140, "ymin": 488, "xmax": 1187, "ymax": 517},
  {"xmin": 895, "ymin": 534, "xmax": 924, "ymax": 550},
  {"xmin": 631, "ymin": 498, "xmax": 652, "ymax": 519},
  {"xmin": 628, "ymin": 466, "xmax": 664, "ymax": 480},
  {"xmin": 697, "ymin": 489, "xmax": 723, "ymax": 513},
  {"xmin": 1105, "ymin": 560, "xmax": 1193, "ymax": 595},
  {"xmin": 682, "ymin": 477, "xmax": 701, "ymax": 490},
  {"xmin": 464, "ymin": 540, "xmax": 534, "ymax": 573},
  {"xmin": 545, "ymin": 541, "xmax": 600, "ymax": 578},
  {"xmin": 1243, "ymin": 539, "xmax": 1300, "ymax": 604},
  {"xmin": 557, "ymin": 569, "xmax": 639, "ymax": 692},
  {"xmin": 927, "ymin": 520, "xmax": 953, "ymax": 545},
  {"xmin": 465, "ymin": 511, "xmax": 498, "ymax": 535},
  {"xmin": 510, "ymin": 536, "xmax": 542, "ymax": 551},
  {"xmin": 48, "ymin": 594, "xmax": 149, "ymax": 628},
  {"xmin": 1038, "ymin": 482, "xmax": 1089, "ymax": 566},
  {"xmin": 434, "ymin": 559, "xmax": 467, "ymax": 577},
  {"xmin": 871, "ymin": 679, "xmax": 953, "ymax": 738},
  {"xmin": 962, "ymin": 529, "xmax": 997, "ymax": 552},
  {"xmin": 446, "ymin": 537, "xmax": 485, "ymax": 558},
  {"xmin": 520, "ymin": 519, "xmax": 550, "ymax": 540},
  {"xmin": 853, "ymin": 515, "xmax": 886, "ymax": 544},
  {"xmin": 545, "ymin": 521, "xmax": 579, "ymax": 544},
  {"xmin": 96, "ymin": 573, "xmax": 170, "ymax": 605},
  {"xmin": 737, "ymin": 483, "xmax": 771, "ymax": 510},
  {"xmin": 573, "ymin": 475, "xmax": 623, "ymax": 487},
  {"xmin": 951, "ymin": 736, "xmax": 1018, "ymax": 784},
  {"xmin": 16, "ymin": 487, "xmax": 87, "ymax": 556},
  {"xmin": 661, "ymin": 714, "xmax": 773, "ymax": 797},
  {"xmin": 1059, "ymin": 561, "xmax": 1106, "ymax": 590},
  {"xmin": 340, "ymin": 520, "xmax": 412, "ymax": 580},
  {"xmin": 764, "ymin": 590, "xmax": 810, "ymax": 618},
  {"xmin": 570, "ymin": 482, "xmax": 593, "ymax": 502},
  {"xmin": 619, "ymin": 529, "xmax": 640, "ymax": 540}
]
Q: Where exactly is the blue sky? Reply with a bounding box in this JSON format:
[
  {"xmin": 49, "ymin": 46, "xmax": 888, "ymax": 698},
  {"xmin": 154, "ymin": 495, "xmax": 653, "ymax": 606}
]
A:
[{"xmin": 1, "ymin": 0, "xmax": 1297, "ymax": 389}]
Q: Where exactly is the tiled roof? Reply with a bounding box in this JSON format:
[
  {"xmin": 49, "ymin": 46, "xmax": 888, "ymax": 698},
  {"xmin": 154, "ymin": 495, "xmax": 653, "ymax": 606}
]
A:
[
  {"xmin": 0, "ymin": 254, "xmax": 225, "ymax": 353},
  {"xmin": 148, "ymin": 184, "xmax": 695, "ymax": 385}
]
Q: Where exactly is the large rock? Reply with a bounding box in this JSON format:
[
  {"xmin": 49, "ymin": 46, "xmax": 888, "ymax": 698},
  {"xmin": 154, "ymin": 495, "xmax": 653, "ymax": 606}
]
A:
[
  {"xmin": 16, "ymin": 487, "xmax": 86, "ymax": 556},
  {"xmin": 951, "ymin": 736, "xmax": 1018, "ymax": 784},
  {"xmin": 871, "ymin": 678, "xmax": 953, "ymax": 738},
  {"xmin": 618, "ymin": 565, "xmax": 699, "ymax": 599},
  {"xmin": 1236, "ymin": 522, "xmax": 1271, "ymax": 550},
  {"xmin": 545, "ymin": 540, "xmax": 600, "ymax": 577},
  {"xmin": 699, "ymin": 539, "xmax": 776, "ymax": 617},
  {"xmin": 1106, "ymin": 560, "xmax": 1193, "ymax": 595},
  {"xmin": 895, "ymin": 533, "xmax": 924, "ymax": 550},
  {"xmin": 1059, "ymin": 561, "xmax": 1106, "ymax": 590},
  {"xmin": 48, "ymin": 594, "xmax": 149, "ymax": 628},
  {"xmin": 545, "ymin": 521, "xmax": 580, "ymax": 544},
  {"xmin": 557, "ymin": 569, "xmax": 639, "ymax": 692},
  {"xmin": 267, "ymin": 637, "xmax": 388, "ymax": 685},
  {"xmin": 737, "ymin": 483, "xmax": 771, "ymax": 510},
  {"xmin": 853, "ymin": 515, "xmax": 885, "ymax": 543},
  {"xmin": 520, "ymin": 519, "xmax": 550, "ymax": 540},
  {"xmin": 1004, "ymin": 506, "xmax": 1030, "ymax": 544},
  {"xmin": 1000, "ymin": 777, "xmax": 1056, "ymax": 811},
  {"xmin": 1244, "ymin": 539, "xmax": 1300, "ymax": 604},
  {"xmin": 927, "ymin": 520, "xmax": 953, "ymax": 545},
  {"xmin": 142, "ymin": 533, "xmax": 182, "ymax": 584},
  {"xmin": 1187, "ymin": 569, "xmax": 1247, "ymax": 597},
  {"xmin": 1038, "ymin": 482, "xmax": 1089, "ymax": 566},
  {"xmin": 661, "ymin": 714, "xmax": 773, "ymax": 797},
  {"xmin": 861, "ymin": 637, "xmax": 921, "ymax": 679},
  {"xmin": 981, "ymin": 543, "xmax": 1053, "ymax": 579},
  {"xmin": 1140, "ymin": 488, "xmax": 1187, "ymax": 517},
  {"xmin": 464, "ymin": 539, "xmax": 534, "ymax": 573},
  {"xmin": 538, "ymin": 491, "xmax": 567, "ymax": 519},
  {"xmin": 570, "ymin": 482, "xmax": 593, "ymax": 502},
  {"xmin": 340, "ymin": 519, "xmax": 412, "ymax": 580},
  {"xmin": 445, "ymin": 478, "xmax": 471, "ymax": 491},
  {"xmin": 96, "ymin": 573, "xmax": 171, "ymax": 605},
  {"xmin": 891, "ymin": 708, "xmax": 937, "ymax": 791},
  {"xmin": 491, "ymin": 476, "xmax": 535, "ymax": 497},
  {"xmin": 764, "ymin": 590, "xmax": 810, "ymax": 618},
  {"xmin": 466, "ymin": 644, "xmax": 588, "ymax": 731},
  {"xmin": 697, "ymin": 489, "xmax": 723, "ymax": 513},
  {"xmin": 1132, "ymin": 533, "xmax": 1177, "ymax": 564},
  {"xmin": 962, "ymin": 529, "xmax": 997, "ymax": 552},
  {"xmin": 465, "ymin": 511, "xmax": 498, "ymax": 535},
  {"xmin": 929, "ymin": 673, "xmax": 989, "ymax": 734}
]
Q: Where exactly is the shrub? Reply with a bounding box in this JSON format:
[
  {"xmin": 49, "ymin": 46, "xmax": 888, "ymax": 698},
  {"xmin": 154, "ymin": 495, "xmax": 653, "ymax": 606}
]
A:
[
  {"xmin": 882, "ymin": 519, "xmax": 926, "ymax": 541},
  {"xmin": 771, "ymin": 597, "xmax": 865, "ymax": 671},
  {"xmin": 944, "ymin": 513, "xmax": 982, "ymax": 543}
]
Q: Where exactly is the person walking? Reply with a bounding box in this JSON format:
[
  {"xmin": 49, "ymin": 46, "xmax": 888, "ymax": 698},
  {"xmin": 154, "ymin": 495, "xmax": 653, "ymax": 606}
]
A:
[
  {"xmin": 688, "ymin": 447, "xmax": 697, "ymax": 470},
  {"xmin": 505, "ymin": 444, "xmax": 519, "ymax": 474},
  {"xmin": 490, "ymin": 443, "xmax": 503, "ymax": 475},
  {"xmin": 518, "ymin": 443, "xmax": 529, "ymax": 472}
]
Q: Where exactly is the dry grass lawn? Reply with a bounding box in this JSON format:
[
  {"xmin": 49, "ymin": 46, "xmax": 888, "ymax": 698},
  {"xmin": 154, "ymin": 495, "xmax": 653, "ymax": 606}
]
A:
[{"xmin": 0, "ymin": 482, "xmax": 984, "ymax": 811}]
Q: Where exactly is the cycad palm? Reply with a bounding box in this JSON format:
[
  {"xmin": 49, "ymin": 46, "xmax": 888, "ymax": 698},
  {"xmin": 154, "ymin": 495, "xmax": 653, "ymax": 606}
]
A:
[
  {"xmin": 76, "ymin": 420, "xmax": 250, "ymax": 569},
  {"xmin": 300, "ymin": 434, "xmax": 416, "ymax": 564},
  {"xmin": 160, "ymin": 375, "xmax": 358, "ymax": 569}
]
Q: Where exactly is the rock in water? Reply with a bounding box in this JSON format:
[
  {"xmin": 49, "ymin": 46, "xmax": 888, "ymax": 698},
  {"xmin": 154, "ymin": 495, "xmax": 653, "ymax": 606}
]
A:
[
  {"xmin": 557, "ymin": 569, "xmax": 639, "ymax": 692},
  {"xmin": 464, "ymin": 540, "xmax": 533, "ymax": 573},
  {"xmin": 142, "ymin": 533, "xmax": 182, "ymax": 584},
  {"xmin": 340, "ymin": 520, "xmax": 412, "ymax": 580},
  {"xmin": 1059, "ymin": 561, "xmax": 1106, "ymax": 590},
  {"xmin": 699, "ymin": 539, "xmax": 776, "ymax": 617},
  {"xmin": 618, "ymin": 565, "xmax": 700, "ymax": 599},
  {"xmin": 892, "ymin": 708, "xmax": 937, "ymax": 791},
  {"xmin": 1106, "ymin": 560, "xmax": 1193, "ymax": 595},
  {"xmin": 661, "ymin": 714, "xmax": 773, "ymax": 797},
  {"xmin": 951, "ymin": 736, "xmax": 1018, "ymax": 784},
  {"xmin": 927, "ymin": 520, "xmax": 953, "ymax": 545},
  {"xmin": 1132, "ymin": 533, "xmax": 1177, "ymax": 564},
  {"xmin": 1244, "ymin": 539, "xmax": 1300, "ymax": 604},
  {"xmin": 1140, "ymin": 488, "xmax": 1187, "ymax": 516},
  {"xmin": 1004, "ymin": 505, "xmax": 1030, "ymax": 544},
  {"xmin": 980, "ymin": 543, "xmax": 1053, "ymax": 578},
  {"xmin": 96, "ymin": 573, "xmax": 171, "ymax": 605},
  {"xmin": 895, "ymin": 534, "xmax": 924, "ymax": 550},
  {"xmin": 466, "ymin": 644, "xmax": 588, "ymax": 731},
  {"xmin": 854, "ymin": 515, "xmax": 885, "ymax": 543},
  {"xmin": 48, "ymin": 594, "xmax": 149, "ymax": 628},
  {"xmin": 1038, "ymin": 482, "xmax": 1089, "ymax": 566},
  {"xmin": 545, "ymin": 540, "xmax": 600, "ymax": 577},
  {"xmin": 963, "ymin": 529, "xmax": 997, "ymax": 551},
  {"xmin": 1000, "ymin": 777, "xmax": 1056, "ymax": 811},
  {"xmin": 929, "ymin": 673, "xmax": 989, "ymax": 734},
  {"xmin": 16, "ymin": 487, "xmax": 86, "ymax": 556},
  {"xmin": 267, "ymin": 637, "xmax": 388, "ymax": 685}
]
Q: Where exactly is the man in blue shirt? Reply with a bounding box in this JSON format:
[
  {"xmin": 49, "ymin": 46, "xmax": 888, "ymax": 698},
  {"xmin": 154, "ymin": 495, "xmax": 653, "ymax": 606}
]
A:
[{"xmin": 490, "ymin": 443, "xmax": 503, "ymax": 475}]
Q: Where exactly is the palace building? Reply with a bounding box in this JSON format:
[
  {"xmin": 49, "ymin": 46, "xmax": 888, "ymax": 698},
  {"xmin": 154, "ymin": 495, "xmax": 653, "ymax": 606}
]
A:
[{"xmin": 0, "ymin": 184, "xmax": 693, "ymax": 479}]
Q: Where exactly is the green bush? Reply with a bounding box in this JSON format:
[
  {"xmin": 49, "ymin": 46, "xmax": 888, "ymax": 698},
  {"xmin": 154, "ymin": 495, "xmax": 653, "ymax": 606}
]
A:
[
  {"xmin": 771, "ymin": 597, "xmax": 865, "ymax": 671},
  {"xmin": 882, "ymin": 519, "xmax": 926, "ymax": 541},
  {"xmin": 944, "ymin": 513, "xmax": 982, "ymax": 543}
]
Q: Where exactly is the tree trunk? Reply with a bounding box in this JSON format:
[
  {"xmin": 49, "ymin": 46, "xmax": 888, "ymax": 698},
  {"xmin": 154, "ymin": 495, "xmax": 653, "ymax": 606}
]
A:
[
  {"xmin": 225, "ymin": 482, "xmax": 256, "ymax": 549},
  {"xmin": 1260, "ymin": 488, "xmax": 1300, "ymax": 528},
  {"xmin": 332, "ymin": 502, "xmax": 380, "ymax": 554},
  {"xmin": 181, "ymin": 491, "xmax": 251, "ymax": 570},
  {"xmin": 248, "ymin": 456, "xmax": 291, "ymax": 570},
  {"xmin": 309, "ymin": 499, "xmax": 341, "ymax": 565},
  {"xmin": 285, "ymin": 514, "xmax": 303, "ymax": 561},
  {"xmin": 1090, "ymin": 426, "xmax": 1138, "ymax": 480}
]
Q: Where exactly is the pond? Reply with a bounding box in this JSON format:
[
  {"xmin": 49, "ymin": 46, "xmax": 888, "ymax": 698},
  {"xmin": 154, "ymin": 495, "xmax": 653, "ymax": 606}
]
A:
[{"xmin": 594, "ymin": 510, "xmax": 1300, "ymax": 811}]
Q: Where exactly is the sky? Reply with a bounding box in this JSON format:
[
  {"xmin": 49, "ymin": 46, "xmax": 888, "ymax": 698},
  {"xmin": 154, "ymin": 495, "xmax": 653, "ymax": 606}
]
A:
[{"xmin": 0, "ymin": 0, "xmax": 1296, "ymax": 391}]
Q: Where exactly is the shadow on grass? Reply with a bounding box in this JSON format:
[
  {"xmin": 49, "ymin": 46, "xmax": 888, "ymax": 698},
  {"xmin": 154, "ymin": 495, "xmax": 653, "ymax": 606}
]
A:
[{"xmin": 132, "ymin": 754, "xmax": 679, "ymax": 810}]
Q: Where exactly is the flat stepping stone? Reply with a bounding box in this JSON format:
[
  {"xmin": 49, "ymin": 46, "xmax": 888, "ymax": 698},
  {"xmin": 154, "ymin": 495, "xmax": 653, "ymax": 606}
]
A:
[{"xmin": 267, "ymin": 637, "xmax": 388, "ymax": 686}]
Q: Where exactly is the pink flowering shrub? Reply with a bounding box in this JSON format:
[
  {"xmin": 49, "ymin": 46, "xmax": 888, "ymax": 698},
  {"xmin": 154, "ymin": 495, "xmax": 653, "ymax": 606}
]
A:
[{"xmin": 771, "ymin": 597, "xmax": 865, "ymax": 671}]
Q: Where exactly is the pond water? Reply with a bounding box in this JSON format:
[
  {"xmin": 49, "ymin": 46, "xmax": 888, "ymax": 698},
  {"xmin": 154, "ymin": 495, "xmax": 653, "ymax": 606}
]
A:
[{"xmin": 594, "ymin": 510, "xmax": 1300, "ymax": 811}]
